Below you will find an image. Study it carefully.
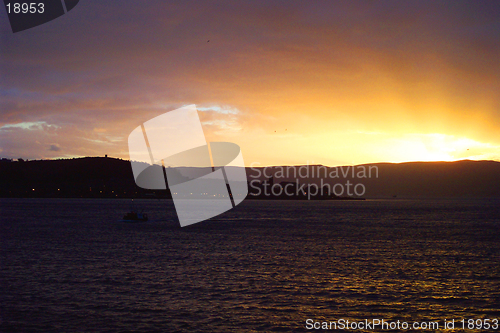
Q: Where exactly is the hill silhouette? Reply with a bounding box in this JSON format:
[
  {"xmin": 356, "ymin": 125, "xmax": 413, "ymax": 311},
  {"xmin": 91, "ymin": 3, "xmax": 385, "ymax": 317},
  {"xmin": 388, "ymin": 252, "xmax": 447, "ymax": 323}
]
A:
[
  {"xmin": 0, "ymin": 157, "xmax": 170, "ymax": 199},
  {"xmin": 0, "ymin": 157, "xmax": 499, "ymax": 199},
  {"xmin": 247, "ymin": 160, "xmax": 500, "ymax": 198}
]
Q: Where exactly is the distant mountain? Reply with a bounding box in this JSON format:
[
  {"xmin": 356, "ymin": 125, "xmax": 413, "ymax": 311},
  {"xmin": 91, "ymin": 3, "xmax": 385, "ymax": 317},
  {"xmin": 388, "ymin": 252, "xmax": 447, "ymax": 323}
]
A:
[
  {"xmin": 0, "ymin": 157, "xmax": 499, "ymax": 199},
  {"xmin": 0, "ymin": 157, "xmax": 170, "ymax": 199},
  {"xmin": 247, "ymin": 160, "xmax": 500, "ymax": 198}
]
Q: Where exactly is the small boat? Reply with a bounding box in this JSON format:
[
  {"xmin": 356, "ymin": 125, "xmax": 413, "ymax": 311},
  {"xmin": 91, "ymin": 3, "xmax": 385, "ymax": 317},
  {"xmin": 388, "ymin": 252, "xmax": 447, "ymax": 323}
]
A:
[
  {"xmin": 122, "ymin": 210, "xmax": 148, "ymax": 222},
  {"xmin": 121, "ymin": 200, "xmax": 148, "ymax": 222}
]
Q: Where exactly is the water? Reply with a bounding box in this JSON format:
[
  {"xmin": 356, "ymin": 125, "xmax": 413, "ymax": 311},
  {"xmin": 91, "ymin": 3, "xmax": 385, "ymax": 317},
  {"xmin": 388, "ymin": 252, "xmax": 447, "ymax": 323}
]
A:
[{"xmin": 1, "ymin": 198, "xmax": 500, "ymax": 332}]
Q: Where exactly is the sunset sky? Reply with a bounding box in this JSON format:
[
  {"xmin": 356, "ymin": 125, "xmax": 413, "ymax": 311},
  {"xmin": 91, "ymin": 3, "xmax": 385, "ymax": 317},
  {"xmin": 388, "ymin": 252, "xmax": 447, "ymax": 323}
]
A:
[{"xmin": 1, "ymin": 1, "xmax": 499, "ymax": 166}]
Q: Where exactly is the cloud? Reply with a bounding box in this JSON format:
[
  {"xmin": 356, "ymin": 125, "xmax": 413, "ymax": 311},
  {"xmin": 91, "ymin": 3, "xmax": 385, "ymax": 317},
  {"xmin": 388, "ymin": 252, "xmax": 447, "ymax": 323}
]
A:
[{"xmin": 49, "ymin": 144, "xmax": 61, "ymax": 151}]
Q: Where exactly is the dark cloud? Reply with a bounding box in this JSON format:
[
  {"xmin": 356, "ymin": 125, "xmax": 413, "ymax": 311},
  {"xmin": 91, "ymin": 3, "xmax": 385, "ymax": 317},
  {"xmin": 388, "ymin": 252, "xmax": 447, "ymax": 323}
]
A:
[{"xmin": 49, "ymin": 144, "xmax": 61, "ymax": 151}]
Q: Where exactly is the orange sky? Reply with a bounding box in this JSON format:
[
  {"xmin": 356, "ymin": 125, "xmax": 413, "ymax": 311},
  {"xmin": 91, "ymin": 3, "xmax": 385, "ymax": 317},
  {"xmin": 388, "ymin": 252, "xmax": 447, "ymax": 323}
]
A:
[{"xmin": 1, "ymin": 1, "xmax": 499, "ymax": 166}]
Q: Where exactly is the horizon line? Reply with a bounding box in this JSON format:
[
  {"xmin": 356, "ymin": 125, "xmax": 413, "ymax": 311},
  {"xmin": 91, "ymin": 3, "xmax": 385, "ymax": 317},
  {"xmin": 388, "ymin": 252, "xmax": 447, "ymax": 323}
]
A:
[{"xmin": 2, "ymin": 155, "xmax": 499, "ymax": 168}]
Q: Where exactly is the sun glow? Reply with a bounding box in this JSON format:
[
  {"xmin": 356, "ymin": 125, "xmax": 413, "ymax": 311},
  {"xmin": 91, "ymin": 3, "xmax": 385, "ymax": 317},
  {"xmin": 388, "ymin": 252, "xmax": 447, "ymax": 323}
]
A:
[{"xmin": 387, "ymin": 134, "xmax": 498, "ymax": 163}]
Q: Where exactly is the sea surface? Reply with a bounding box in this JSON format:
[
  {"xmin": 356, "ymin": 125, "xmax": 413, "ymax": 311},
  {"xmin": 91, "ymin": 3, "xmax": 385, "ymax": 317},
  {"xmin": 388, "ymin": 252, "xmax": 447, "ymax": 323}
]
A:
[{"xmin": 1, "ymin": 198, "xmax": 500, "ymax": 332}]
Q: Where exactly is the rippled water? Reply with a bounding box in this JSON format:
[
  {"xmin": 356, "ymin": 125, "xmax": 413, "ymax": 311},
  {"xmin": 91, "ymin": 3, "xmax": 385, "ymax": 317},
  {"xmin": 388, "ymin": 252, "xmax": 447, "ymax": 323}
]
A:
[{"xmin": 1, "ymin": 198, "xmax": 500, "ymax": 332}]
